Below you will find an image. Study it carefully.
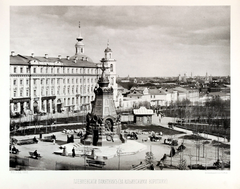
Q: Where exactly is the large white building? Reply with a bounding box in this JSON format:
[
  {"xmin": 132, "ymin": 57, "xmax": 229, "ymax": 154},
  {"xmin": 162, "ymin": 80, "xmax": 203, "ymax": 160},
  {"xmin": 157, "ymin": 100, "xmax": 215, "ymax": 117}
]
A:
[{"xmin": 9, "ymin": 25, "xmax": 118, "ymax": 116}]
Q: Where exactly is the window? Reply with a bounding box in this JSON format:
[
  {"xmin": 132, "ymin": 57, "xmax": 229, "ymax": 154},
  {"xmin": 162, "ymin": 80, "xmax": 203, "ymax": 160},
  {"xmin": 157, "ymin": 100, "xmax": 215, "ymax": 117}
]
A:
[
  {"xmin": 72, "ymin": 78, "xmax": 74, "ymax": 84},
  {"xmin": 33, "ymin": 68, "xmax": 36, "ymax": 73},
  {"xmin": 63, "ymin": 79, "xmax": 65, "ymax": 84},
  {"xmin": 72, "ymin": 69, "xmax": 74, "ymax": 73},
  {"xmin": 20, "ymin": 79, "xmax": 23, "ymax": 85},
  {"xmin": 63, "ymin": 87, "xmax": 66, "ymax": 94},
  {"xmin": 33, "ymin": 79, "xmax": 36, "ymax": 85},
  {"xmin": 34, "ymin": 90, "xmax": 36, "ymax": 96},
  {"xmin": 13, "ymin": 80, "xmax": 16, "ymax": 85},
  {"xmin": 80, "ymin": 79, "xmax": 82, "ymax": 83},
  {"xmin": 57, "ymin": 79, "xmax": 60, "ymax": 84},
  {"xmin": 110, "ymin": 64, "xmax": 113, "ymax": 72},
  {"xmin": 26, "ymin": 90, "xmax": 29, "ymax": 96},
  {"xmin": 46, "ymin": 79, "xmax": 48, "ymax": 85},
  {"xmin": 14, "ymin": 67, "xmax": 17, "ymax": 73},
  {"xmin": 41, "ymin": 68, "xmax": 43, "ymax": 73},
  {"xmin": 76, "ymin": 78, "xmax": 78, "ymax": 83},
  {"xmin": 14, "ymin": 103, "xmax": 17, "ymax": 111},
  {"xmin": 51, "ymin": 79, "xmax": 54, "ymax": 84},
  {"xmin": 26, "ymin": 79, "xmax": 28, "ymax": 85},
  {"xmin": 51, "ymin": 68, "xmax": 53, "ymax": 73},
  {"xmin": 76, "ymin": 86, "xmax": 78, "ymax": 93},
  {"xmin": 67, "ymin": 79, "xmax": 69, "ymax": 84},
  {"xmin": 20, "ymin": 89, "xmax": 23, "ymax": 97},
  {"xmin": 57, "ymin": 86, "xmax": 60, "ymax": 95},
  {"xmin": 46, "ymin": 68, "xmax": 48, "ymax": 73},
  {"xmin": 63, "ymin": 68, "xmax": 65, "ymax": 73},
  {"xmin": 76, "ymin": 68, "xmax": 78, "ymax": 73},
  {"xmin": 20, "ymin": 67, "xmax": 23, "ymax": 73},
  {"xmin": 13, "ymin": 91, "xmax": 16, "ymax": 97},
  {"xmin": 51, "ymin": 88, "xmax": 54, "ymax": 95},
  {"xmin": 46, "ymin": 88, "xmax": 49, "ymax": 96},
  {"xmin": 67, "ymin": 68, "xmax": 69, "ymax": 73},
  {"xmin": 68, "ymin": 87, "xmax": 70, "ymax": 94},
  {"xmin": 72, "ymin": 87, "xmax": 74, "ymax": 94},
  {"xmin": 41, "ymin": 88, "xmax": 44, "ymax": 96},
  {"xmin": 41, "ymin": 79, "xmax": 43, "ymax": 85},
  {"xmin": 87, "ymin": 78, "xmax": 90, "ymax": 83},
  {"xmin": 57, "ymin": 68, "xmax": 59, "ymax": 73},
  {"xmin": 26, "ymin": 67, "xmax": 29, "ymax": 73}
]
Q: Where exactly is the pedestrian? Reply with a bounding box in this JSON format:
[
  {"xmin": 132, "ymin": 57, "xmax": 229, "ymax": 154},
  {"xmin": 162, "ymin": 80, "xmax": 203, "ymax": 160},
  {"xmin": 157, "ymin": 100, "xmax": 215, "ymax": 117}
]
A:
[
  {"xmin": 159, "ymin": 160, "xmax": 164, "ymax": 170},
  {"xmin": 72, "ymin": 147, "xmax": 75, "ymax": 158},
  {"xmin": 62, "ymin": 146, "xmax": 66, "ymax": 156}
]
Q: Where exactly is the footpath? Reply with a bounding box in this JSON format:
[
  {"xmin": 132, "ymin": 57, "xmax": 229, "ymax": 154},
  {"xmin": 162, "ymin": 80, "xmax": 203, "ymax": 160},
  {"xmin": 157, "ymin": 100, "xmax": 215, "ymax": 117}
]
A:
[{"xmin": 152, "ymin": 114, "xmax": 230, "ymax": 144}]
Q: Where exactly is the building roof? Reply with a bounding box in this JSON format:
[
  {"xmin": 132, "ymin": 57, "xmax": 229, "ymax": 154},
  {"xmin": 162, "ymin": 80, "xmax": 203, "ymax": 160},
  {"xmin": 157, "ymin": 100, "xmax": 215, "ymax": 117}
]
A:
[
  {"xmin": 133, "ymin": 106, "xmax": 154, "ymax": 115},
  {"xmin": 128, "ymin": 90, "xmax": 143, "ymax": 97},
  {"xmin": 10, "ymin": 54, "xmax": 97, "ymax": 68}
]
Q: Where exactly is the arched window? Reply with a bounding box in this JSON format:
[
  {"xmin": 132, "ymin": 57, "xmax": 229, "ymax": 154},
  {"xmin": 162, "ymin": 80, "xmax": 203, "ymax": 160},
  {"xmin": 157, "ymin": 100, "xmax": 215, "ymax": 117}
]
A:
[{"xmin": 110, "ymin": 64, "xmax": 113, "ymax": 72}]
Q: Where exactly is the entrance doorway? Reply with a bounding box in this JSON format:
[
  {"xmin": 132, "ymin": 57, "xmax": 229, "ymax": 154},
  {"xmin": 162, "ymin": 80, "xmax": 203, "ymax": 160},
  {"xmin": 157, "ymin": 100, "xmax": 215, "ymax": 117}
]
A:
[
  {"xmin": 33, "ymin": 101, "xmax": 38, "ymax": 114},
  {"xmin": 57, "ymin": 99, "xmax": 62, "ymax": 113}
]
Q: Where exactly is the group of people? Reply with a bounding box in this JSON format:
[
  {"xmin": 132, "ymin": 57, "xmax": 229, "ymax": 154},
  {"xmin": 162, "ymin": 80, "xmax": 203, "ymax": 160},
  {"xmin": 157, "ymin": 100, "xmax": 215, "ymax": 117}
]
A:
[{"xmin": 10, "ymin": 145, "xmax": 19, "ymax": 154}]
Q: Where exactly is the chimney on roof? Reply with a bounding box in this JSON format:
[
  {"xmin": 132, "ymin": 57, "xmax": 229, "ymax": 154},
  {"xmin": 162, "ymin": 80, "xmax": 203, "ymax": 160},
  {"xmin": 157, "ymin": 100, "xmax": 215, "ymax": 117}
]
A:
[
  {"xmin": 31, "ymin": 53, "xmax": 34, "ymax": 58},
  {"xmin": 66, "ymin": 56, "xmax": 70, "ymax": 60},
  {"xmin": 58, "ymin": 55, "xmax": 61, "ymax": 60},
  {"xmin": 45, "ymin": 54, "xmax": 48, "ymax": 58},
  {"xmin": 11, "ymin": 51, "xmax": 15, "ymax": 56}
]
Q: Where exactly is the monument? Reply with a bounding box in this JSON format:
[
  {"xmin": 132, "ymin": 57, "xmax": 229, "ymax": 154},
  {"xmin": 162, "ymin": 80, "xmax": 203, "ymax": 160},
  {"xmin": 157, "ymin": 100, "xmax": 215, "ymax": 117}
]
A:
[{"xmin": 81, "ymin": 57, "xmax": 124, "ymax": 146}]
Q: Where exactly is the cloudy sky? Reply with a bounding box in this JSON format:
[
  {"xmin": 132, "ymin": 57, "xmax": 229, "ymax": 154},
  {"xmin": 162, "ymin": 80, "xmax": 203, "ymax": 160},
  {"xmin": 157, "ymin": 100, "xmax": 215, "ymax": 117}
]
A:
[{"xmin": 10, "ymin": 6, "xmax": 230, "ymax": 77}]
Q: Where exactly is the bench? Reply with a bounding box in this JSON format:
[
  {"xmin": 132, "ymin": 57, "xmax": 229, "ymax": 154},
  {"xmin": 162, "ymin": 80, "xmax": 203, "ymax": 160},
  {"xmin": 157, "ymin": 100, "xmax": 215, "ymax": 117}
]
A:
[
  {"xmin": 86, "ymin": 159, "xmax": 106, "ymax": 168},
  {"xmin": 29, "ymin": 152, "xmax": 41, "ymax": 159},
  {"xmin": 131, "ymin": 163, "xmax": 151, "ymax": 170},
  {"xmin": 17, "ymin": 138, "xmax": 38, "ymax": 145}
]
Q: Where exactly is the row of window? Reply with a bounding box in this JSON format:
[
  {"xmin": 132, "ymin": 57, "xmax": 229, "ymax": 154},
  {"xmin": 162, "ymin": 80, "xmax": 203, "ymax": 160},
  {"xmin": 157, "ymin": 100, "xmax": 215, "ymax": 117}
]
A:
[
  {"xmin": 13, "ymin": 66, "xmax": 98, "ymax": 75},
  {"xmin": 13, "ymin": 85, "xmax": 95, "ymax": 98},
  {"xmin": 11, "ymin": 96, "xmax": 93, "ymax": 111},
  {"xmin": 12, "ymin": 77, "xmax": 98, "ymax": 86}
]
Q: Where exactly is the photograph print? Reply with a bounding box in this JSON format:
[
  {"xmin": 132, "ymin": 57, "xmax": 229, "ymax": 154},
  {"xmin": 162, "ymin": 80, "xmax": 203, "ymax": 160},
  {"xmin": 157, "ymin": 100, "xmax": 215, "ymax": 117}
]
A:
[{"xmin": 9, "ymin": 6, "xmax": 230, "ymax": 171}]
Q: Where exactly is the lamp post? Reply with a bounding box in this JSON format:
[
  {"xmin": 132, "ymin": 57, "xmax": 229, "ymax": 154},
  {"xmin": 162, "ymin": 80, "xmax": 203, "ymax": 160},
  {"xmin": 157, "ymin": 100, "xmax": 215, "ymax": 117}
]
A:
[{"xmin": 117, "ymin": 147, "xmax": 122, "ymax": 170}]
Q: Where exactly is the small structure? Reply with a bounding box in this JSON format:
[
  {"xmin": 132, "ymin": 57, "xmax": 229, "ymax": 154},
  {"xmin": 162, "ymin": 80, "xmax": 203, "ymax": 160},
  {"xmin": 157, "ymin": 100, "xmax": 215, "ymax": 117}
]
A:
[{"xmin": 133, "ymin": 106, "xmax": 154, "ymax": 125}]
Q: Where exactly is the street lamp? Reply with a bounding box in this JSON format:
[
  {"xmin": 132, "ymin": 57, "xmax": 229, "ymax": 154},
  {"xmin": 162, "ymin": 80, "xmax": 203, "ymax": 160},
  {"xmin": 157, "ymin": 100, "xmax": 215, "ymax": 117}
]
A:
[{"xmin": 117, "ymin": 147, "xmax": 122, "ymax": 170}]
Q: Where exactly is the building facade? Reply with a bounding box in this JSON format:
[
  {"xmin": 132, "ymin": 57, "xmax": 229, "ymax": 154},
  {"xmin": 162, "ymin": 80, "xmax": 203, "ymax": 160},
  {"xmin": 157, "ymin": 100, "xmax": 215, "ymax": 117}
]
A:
[{"xmin": 9, "ymin": 26, "xmax": 111, "ymax": 116}]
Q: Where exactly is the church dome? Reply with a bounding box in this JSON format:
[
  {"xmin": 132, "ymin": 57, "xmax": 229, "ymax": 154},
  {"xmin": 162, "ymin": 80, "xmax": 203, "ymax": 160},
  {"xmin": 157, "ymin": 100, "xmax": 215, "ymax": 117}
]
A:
[{"xmin": 104, "ymin": 47, "xmax": 112, "ymax": 53}]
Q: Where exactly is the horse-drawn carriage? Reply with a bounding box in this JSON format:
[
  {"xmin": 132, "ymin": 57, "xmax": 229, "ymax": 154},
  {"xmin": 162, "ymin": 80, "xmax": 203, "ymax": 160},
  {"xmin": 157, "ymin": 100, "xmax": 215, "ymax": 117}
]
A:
[
  {"xmin": 126, "ymin": 132, "xmax": 138, "ymax": 140},
  {"xmin": 164, "ymin": 138, "xmax": 178, "ymax": 146}
]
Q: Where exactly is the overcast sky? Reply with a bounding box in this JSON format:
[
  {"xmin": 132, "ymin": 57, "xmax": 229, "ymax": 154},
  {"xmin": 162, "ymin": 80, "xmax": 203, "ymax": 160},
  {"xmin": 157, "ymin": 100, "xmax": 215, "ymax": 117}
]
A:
[{"xmin": 10, "ymin": 6, "xmax": 230, "ymax": 77}]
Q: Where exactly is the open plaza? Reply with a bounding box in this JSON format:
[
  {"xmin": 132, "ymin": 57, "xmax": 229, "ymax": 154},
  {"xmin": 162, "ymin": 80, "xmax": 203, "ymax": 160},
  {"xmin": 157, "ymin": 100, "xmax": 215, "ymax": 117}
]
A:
[{"xmin": 10, "ymin": 114, "xmax": 230, "ymax": 171}]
